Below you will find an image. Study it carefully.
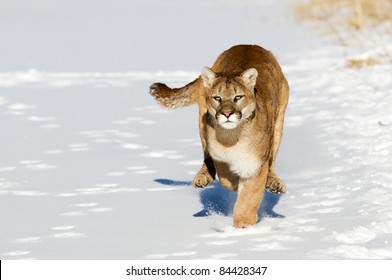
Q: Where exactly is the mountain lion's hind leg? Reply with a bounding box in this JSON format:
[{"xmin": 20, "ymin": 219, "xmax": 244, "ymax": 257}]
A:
[{"xmin": 266, "ymin": 107, "xmax": 287, "ymax": 194}]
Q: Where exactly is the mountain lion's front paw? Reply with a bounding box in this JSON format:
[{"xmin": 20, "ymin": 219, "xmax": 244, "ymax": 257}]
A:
[{"xmin": 192, "ymin": 171, "xmax": 214, "ymax": 188}]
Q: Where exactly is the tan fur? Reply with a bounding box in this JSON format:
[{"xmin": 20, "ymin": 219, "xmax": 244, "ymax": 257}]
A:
[{"xmin": 150, "ymin": 45, "xmax": 289, "ymax": 228}]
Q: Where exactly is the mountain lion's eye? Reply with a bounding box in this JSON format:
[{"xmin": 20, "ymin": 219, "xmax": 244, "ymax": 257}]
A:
[
  {"xmin": 234, "ymin": 95, "xmax": 243, "ymax": 101},
  {"xmin": 213, "ymin": 96, "xmax": 222, "ymax": 102}
]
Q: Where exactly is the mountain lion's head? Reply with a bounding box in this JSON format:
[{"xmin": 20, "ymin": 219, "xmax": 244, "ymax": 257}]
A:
[{"xmin": 201, "ymin": 67, "xmax": 258, "ymax": 129}]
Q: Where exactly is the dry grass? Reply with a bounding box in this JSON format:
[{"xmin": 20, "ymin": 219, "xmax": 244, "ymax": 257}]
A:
[
  {"xmin": 295, "ymin": 0, "xmax": 392, "ymax": 30},
  {"xmin": 295, "ymin": 0, "xmax": 392, "ymax": 68},
  {"xmin": 346, "ymin": 57, "xmax": 382, "ymax": 68}
]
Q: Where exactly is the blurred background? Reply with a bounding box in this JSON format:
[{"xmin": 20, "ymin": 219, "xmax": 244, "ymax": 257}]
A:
[{"xmin": 0, "ymin": 0, "xmax": 311, "ymax": 72}]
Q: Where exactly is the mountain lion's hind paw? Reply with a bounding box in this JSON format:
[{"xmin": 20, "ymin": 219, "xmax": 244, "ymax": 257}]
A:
[{"xmin": 266, "ymin": 176, "xmax": 287, "ymax": 194}]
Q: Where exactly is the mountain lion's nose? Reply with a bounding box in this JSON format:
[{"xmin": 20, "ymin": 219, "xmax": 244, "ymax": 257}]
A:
[{"xmin": 221, "ymin": 111, "xmax": 234, "ymax": 118}]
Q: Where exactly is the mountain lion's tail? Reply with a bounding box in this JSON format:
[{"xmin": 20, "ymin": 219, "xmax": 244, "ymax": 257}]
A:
[{"xmin": 149, "ymin": 77, "xmax": 200, "ymax": 109}]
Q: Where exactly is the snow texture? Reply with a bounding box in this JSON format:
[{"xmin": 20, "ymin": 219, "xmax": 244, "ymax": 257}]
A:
[{"xmin": 1, "ymin": 0, "xmax": 391, "ymax": 259}]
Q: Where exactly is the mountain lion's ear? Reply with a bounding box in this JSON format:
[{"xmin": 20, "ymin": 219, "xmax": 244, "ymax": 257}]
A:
[
  {"xmin": 201, "ymin": 67, "xmax": 217, "ymax": 89},
  {"xmin": 241, "ymin": 68, "xmax": 258, "ymax": 88}
]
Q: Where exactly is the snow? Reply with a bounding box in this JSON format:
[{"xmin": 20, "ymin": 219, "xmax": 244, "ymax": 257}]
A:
[{"xmin": 1, "ymin": 0, "xmax": 392, "ymax": 260}]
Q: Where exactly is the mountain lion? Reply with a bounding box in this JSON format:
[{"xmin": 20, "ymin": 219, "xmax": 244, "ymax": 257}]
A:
[{"xmin": 150, "ymin": 45, "xmax": 289, "ymax": 228}]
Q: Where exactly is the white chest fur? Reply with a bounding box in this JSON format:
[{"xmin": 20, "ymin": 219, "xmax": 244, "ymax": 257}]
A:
[{"xmin": 209, "ymin": 139, "xmax": 262, "ymax": 179}]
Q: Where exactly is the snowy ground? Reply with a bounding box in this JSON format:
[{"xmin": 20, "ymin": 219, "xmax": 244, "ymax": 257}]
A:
[{"xmin": 1, "ymin": 0, "xmax": 392, "ymax": 259}]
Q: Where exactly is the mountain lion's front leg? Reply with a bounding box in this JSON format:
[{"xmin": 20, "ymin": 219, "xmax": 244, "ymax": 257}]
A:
[
  {"xmin": 193, "ymin": 102, "xmax": 216, "ymax": 188},
  {"xmin": 233, "ymin": 163, "xmax": 268, "ymax": 228},
  {"xmin": 192, "ymin": 156, "xmax": 216, "ymax": 188}
]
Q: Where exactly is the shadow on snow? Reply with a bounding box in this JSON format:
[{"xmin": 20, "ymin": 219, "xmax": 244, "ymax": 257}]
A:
[{"xmin": 154, "ymin": 178, "xmax": 285, "ymax": 221}]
